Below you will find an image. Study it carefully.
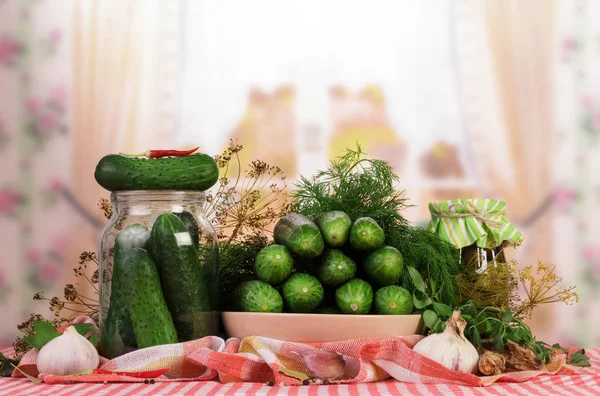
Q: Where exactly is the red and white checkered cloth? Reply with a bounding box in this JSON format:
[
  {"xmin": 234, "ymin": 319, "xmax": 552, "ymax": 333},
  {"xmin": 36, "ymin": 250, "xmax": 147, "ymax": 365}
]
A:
[{"xmin": 3, "ymin": 316, "xmax": 598, "ymax": 395}]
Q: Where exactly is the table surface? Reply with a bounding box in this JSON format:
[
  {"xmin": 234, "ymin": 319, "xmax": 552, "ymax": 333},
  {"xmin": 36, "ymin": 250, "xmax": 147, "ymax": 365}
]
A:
[{"xmin": 2, "ymin": 349, "xmax": 600, "ymax": 395}]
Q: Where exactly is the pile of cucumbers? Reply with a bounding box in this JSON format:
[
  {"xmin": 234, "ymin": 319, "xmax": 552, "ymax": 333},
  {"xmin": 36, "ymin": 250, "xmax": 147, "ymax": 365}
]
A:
[
  {"xmin": 234, "ymin": 211, "xmax": 414, "ymax": 315},
  {"xmin": 101, "ymin": 212, "xmax": 214, "ymax": 358}
]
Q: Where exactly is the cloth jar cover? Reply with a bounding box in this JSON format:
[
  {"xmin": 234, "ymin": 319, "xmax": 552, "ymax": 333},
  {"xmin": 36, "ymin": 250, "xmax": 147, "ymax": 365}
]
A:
[{"xmin": 427, "ymin": 199, "xmax": 524, "ymax": 250}]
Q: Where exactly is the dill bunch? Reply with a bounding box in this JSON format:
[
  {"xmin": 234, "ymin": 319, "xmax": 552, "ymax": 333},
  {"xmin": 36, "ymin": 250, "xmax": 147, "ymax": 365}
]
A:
[
  {"xmin": 292, "ymin": 145, "xmax": 461, "ymax": 306},
  {"xmin": 293, "ymin": 145, "xmax": 410, "ymax": 224},
  {"xmin": 218, "ymin": 233, "xmax": 269, "ymax": 311}
]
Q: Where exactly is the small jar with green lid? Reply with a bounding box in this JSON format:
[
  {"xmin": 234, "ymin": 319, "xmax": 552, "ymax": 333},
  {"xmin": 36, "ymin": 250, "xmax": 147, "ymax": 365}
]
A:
[{"xmin": 428, "ymin": 199, "xmax": 523, "ymax": 307}]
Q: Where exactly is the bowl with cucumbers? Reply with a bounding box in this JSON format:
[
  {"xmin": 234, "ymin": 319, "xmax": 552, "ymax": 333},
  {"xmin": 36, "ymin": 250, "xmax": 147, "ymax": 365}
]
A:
[{"xmin": 222, "ymin": 211, "xmax": 425, "ymax": 342}]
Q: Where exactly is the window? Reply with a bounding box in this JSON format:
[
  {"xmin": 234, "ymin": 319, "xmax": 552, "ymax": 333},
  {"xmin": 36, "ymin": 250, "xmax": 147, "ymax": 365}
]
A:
[{"xmin": 177, "ymin": 0, "xmax": 479, "ymax": 223}]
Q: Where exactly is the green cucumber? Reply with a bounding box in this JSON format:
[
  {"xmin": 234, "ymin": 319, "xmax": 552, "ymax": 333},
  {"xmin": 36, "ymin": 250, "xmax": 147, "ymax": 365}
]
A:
[
  {"xmin": 314, "ymin": 211, "xmax": 352, "ymax": 247},
  {"xmin": 254, "ymin": 244, "xmax": 294, "ymax": 285},
  {"xmin": 349, "ymin": 217, "xmax": 385, "ymax": 251},
  {"xmin": 273, "ymin": 213, "xmax": 325, "ymax": 258},
  {"xmin": 101, "ymin": 224, "xmax": 151, "ymax": 358},
  {"xmin": 235, "ymin": 280, "xmax": 283, "ymax": 313},
  {"xmin": 149, "ymin": 213, "xmax": 213, "ymax": 341},
  {"xmin": 374, "ymin": 285, "xmax": 413, "ymax": 315},
  {"xmin": 317, "ymin": 249, "xmax": 357, "ymax": 286},
  {"xmin": 94, "ymin": 153, "xmax": 219, "ymax": 191},
  {"xmin": 363, "ymin": 246, "xmax": 404, "ymax": 286},
  {"xmin": 335, "ymin": 278, "xmax": 373, "ymax": 314},
  {"xmin": 173, "ymin": 210, "xmax": 200, "ymax": 248},
  {"xmin": 282, "ymin": 273, "xmax": 324, "ymax": 313},
  {"xmin": 117, "ymin": 248, "xmax": 178, "ymax": 348}
]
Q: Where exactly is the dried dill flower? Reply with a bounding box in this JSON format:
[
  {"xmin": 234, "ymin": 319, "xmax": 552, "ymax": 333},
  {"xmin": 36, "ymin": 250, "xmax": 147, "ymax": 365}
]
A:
[
  {"xmin": 206, "ymin": 140, "xmax": 290, "ymax": 243},
  {"xmin": 512, "ymin": 261, "xmax": 579, "ymax": 318},
  {"xmin": 98, "ymin": 198, "xmax": 113, "ymax": 219}
]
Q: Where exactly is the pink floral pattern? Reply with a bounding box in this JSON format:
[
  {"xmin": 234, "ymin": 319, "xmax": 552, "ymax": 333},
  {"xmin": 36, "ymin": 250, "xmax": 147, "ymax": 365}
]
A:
[
  {"xmin": 0, "ymin": 1, "xmax": 71, "ymax": 342},
  {"xmin": 0, "ymin": 187, "xmax": 24, "ymax": 216},
  {"xmin": 553, "ymin": 186, "xmax": 578, "ymax": 211},
  {"xmin": 0, "ymin": 36, "xmax": 21, "ymax": 66}
]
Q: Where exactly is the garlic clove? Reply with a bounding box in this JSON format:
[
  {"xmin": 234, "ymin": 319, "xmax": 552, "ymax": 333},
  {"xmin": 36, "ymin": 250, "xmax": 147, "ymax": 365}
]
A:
[
  {"xmin": 37, "ymin": 326, "xmax": 100, "ymax": 376},
  {"xmin": 296, "ymin": 349, "xmax": 346, "ymax": 380}
]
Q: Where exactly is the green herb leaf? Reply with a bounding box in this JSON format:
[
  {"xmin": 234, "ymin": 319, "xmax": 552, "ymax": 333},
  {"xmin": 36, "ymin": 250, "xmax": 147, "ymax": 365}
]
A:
[
  {"xmin": 88, "ymin": 335, "xmax": 100, "ymax": 347},
  {"xmin": 22, "ymin": 321, "xmax": 58, "ymax": 350},
  {"xmin": 433, "ymin": 319, "xmax": 445, "ymax": 333},
  {"xmin": 432, "ymin": 302, "xmax": 452, "ymax": 318},
  {"xmin": 72, "ymin": 323, "xmax": 100, "ymax": 346},
  {"xmin": 72, "ymin": 323, "xmax": 96, "ymax": 336},
  {"xmin": 407, "ymin": 266, "xmax": 426, "ymax": 293},
  {"xmin": 501, "ymin": 309, "xmax": 515, "ymax": 323},
  {"xmin": 552, "ymin": 343, "xmax": 569, "ymax": 354},
  {"xmin": 0, "ymin": 352, "xmax": 20, "ymax": 377},
  {"xmin": 413, "ymin": 290, "xmax": 432, "ymax": 309},
  {"xmin": 472, "ymin": 327, "xmax": 481, "ymax": 347},
  {"xmin": 422, "ymin": 310, "xmax": 438, "ymax": 329},
  {"xmin": 568, "ymin": 349, "xmax": 591, "ymax": 367}
]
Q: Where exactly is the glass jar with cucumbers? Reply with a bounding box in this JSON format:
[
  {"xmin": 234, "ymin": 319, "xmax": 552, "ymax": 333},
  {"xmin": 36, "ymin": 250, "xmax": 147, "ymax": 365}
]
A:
[{"xmin": 95, "ymin": 152, "xmax": 220, "ymax": 358}]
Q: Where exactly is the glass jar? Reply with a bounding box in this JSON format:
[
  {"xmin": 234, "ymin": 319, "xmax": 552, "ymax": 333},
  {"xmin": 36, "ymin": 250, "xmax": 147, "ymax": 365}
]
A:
[
  {"xmin": 458, "ymin": 243, "xmax": 511, "ymax": 307},
  {"xmin": 428, "ymin": 199, "xmax": 523, "ymax": 308},
  {"xmin": 99, "ymin": 191, "xmax": 218, "ymax": 358}
]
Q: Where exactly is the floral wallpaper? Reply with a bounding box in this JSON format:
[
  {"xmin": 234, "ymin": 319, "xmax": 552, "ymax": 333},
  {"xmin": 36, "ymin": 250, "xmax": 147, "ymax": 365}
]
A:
[
  {"xmin": 0, "ymin": 0, "xmax": 72, "ymax": 344},
  {"xmin": 554, "ymin": 0, "xmax": 600, "ymax": 348}
]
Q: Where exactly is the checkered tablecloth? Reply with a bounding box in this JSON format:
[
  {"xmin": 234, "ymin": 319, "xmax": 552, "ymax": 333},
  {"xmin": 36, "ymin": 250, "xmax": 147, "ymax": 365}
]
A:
[{"xmin": 2, "ymin": 347, "xmax": 600, "ymax": 395}]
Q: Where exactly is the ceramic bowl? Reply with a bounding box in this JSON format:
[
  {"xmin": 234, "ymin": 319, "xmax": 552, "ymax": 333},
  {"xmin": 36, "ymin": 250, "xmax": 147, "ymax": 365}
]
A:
[{"xmin": 221, "ymin": 312, "xmax": 424, "ymax": 342}]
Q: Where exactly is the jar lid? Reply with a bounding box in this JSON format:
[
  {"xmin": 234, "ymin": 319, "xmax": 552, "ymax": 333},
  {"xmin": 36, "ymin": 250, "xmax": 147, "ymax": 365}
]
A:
[{"xmin": 427, "ymin": 198, "xmax": 524, "ymax": 250}]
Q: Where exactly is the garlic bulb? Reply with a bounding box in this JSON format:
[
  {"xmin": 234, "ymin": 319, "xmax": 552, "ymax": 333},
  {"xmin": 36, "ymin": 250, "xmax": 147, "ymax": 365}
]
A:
[
  {"xmin": 37, "ymin": 326, "xmax": 100, "ymax": 375},
  {"xmin": 295, "ymin": 350, "xmax": 346, "ymax": 380},
  {"xmin": 413, "ymin": 310, "xmax": 479, "ymax": 373}
]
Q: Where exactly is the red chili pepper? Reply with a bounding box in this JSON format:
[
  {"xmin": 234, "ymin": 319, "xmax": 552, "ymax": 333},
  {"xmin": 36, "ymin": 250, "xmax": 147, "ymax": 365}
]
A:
[
  {"xmin": 92, "ymin": 368, "xmax": 169, "ymax": 378},
  {"xmin": 121, "ymin": 147, "xmax": 199, "ymax": 158}
]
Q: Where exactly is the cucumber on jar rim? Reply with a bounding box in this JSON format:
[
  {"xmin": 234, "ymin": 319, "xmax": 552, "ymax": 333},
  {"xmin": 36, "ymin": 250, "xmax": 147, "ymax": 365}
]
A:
[
  {"xmin": 94, "ymin": 153, "xmax": 219, "ymax": 191},
  {"xmin": 274, "ymin": 213, "xmax": 325, "ymax": 258}
]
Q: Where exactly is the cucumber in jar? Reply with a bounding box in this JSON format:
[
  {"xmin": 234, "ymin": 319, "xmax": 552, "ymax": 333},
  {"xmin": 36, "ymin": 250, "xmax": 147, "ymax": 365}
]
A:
[
  {"xmin": 101, "ymin": 224, "xmax": 150, "ymax": 358},
  {"xmin": 117, "ymin": 248, "xmax": 179, "ymax": 348},
  {"xmin": 149, "ymin": 213, "xmax": 212, "ymax": 341}
]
